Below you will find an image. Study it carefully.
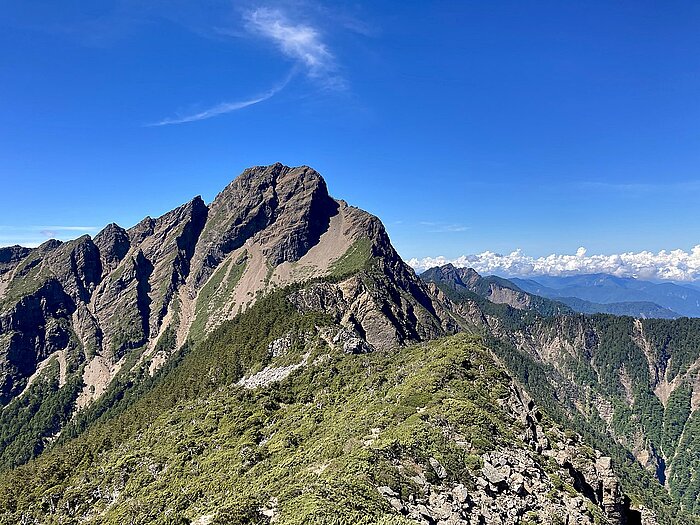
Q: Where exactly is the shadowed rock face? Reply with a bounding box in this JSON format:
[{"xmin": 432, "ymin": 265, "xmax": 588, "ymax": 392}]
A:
[
  {"xmin": 189, "ymin": 164, "xmax": 339, "ymax": 288},
  {"xmin": 94, "ymin": 223, "xmax": 130, "ymax": 272},
  {"xmin": 0, "ymin": 279, "xmax": 75, "ymax": 404},
  {"xmin": 92, "ymin": 196, "xmax": 208, "ymax": 358},
  {"xmin": 0, "ymin": 163, "xmax": 449, "ymax": 407},
  {"xmin": 0, "ymin": 246, "xmax": 32, "ymax": 276}
]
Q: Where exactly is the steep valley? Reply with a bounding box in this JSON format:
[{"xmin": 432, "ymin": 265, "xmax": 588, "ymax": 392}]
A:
[{"xmin": 425, "ymin": 265, "xmax": 700, "ymax": 517}]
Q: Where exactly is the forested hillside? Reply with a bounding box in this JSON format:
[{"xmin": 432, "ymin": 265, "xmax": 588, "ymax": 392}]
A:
[
  {"xmin": 0, "ymin": 287, "xmax": 682, "ymax": 524},
  {"xmin": 426, "ymin": 270, "xmax": 700, "ymax": 516}
]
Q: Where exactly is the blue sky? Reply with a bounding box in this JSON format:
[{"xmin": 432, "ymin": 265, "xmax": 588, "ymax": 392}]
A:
[{"xmin": 1, "ymin": 1, "xmax": 699, "ymax": 275}]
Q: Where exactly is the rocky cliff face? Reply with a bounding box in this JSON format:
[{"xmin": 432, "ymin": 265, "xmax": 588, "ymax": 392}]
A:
[
  {"xmin": 421, "ymin": 263, "xmax": 570, "ymax": 315},
  {"xmin": 0, "ymin": 163, "xmax": 448, "ymax": 415},
  {"xmin": 0, "ymin": 236, "xmax": 102, "ymax": 404},
  {"xmin": 0, "ymin": 246, "xmax": 32, "ymax": 276}
]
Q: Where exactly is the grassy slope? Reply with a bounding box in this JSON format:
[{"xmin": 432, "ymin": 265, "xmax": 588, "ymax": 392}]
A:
[
  {"xmin": 0, "ymin": 283, "xmax": 520, "ymax": 524},
  {"xmin": 1, "ymin": 278, "xmax": 697, "ymax": 524},
  {"xmin": 190, "ymin": 252, "xmax": 249, "ymax": 342}
]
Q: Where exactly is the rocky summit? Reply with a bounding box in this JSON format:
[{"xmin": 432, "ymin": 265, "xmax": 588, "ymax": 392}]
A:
[
  {"xmin": 0, "ymin": 164, "xmax": 444, "ymax": 408},
  {"xmin": 0, "ymin": 164, "xmax": 697, "ymax": 524}
]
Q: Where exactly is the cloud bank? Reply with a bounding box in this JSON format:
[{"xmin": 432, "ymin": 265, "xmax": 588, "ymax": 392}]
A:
[{"xmin": 407, "ymin": 246, "xmax": 700, "ymax": 282}]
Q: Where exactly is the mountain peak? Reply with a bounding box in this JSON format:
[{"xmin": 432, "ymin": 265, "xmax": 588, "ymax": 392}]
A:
[
  {"xmin": 94, "ymin": 223, "xmax": 130, "ymax": 270},
  {"xmin": 0, "ymin": 164, "xmax": 694, "ymax": 524},
  {"xmin": 0, "ymin": 245, "xmax": 32, "ymax": 265},
  {"xmin": 192, "ymin": 164, "xmax": 337, "ymax": 282},
  {"xmin": 219, "ymin": 163, "xmax": 323, "ymax": 197}
]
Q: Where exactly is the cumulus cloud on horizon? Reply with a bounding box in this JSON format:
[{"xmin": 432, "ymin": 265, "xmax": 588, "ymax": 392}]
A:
[{"xmin": 407, "ymin": 246, "xmax": 700, "ymax": 282}]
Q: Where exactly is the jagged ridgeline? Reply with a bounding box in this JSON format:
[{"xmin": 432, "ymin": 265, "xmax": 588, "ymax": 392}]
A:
[{"xmin": 0, "ymin": 164, "xmax": 697, "ymax": 524}]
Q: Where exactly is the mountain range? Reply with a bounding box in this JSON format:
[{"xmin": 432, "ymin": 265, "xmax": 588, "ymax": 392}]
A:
[
  {"xmin": 421, "ymin": 265, "xmax": 684, "ymax": 319},
  {"xmin": 510, "ymin": 274, "xmax": 700, "ymax": 318},
  {"xmin": 0, "ymin": 164, "xmax": 699, "ymax": 524}
]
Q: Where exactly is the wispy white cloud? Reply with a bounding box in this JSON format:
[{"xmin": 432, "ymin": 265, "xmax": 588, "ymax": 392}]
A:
[
  {"xmin": 147, "ymin": 74, "xmax": 292, "ymax": 126},
  {"xmin": 245, "ymin": 7, "xmax": 343, "ymax": 89},
  {"xmin": 408, "ymin": 246, "xmax": 700, "ymax": 282},
  {"xmin": 149, "ymin": 96, "xmax": 270, "ymax": 127},
  {"xmin": 150, "ymin": 5, "xmax": 343, "ymax": 126}
]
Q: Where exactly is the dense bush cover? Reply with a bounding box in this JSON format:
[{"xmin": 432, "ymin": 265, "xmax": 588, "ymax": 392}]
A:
[
  {"xmin": 0, "ymin": 287, "xmax": 519, "ymax": 524},
  {"xmin": 0, "ymin": 359, "xmax": 81, "ymax": 471},
  {"xmin": 2, "ymin": 274, "xmax": 699, "ymax": 523}
]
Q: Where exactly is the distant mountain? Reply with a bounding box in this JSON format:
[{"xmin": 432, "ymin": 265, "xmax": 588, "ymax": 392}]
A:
[
  {"xmin": 422, "ymin": 265, "xmax": 679, "ymax": 319},
  {"xmin": 510, "ymin": 274, "xmax": 700, "ymax": 317},
  {"xmin": 420, "ymin": 264, "xmax": 572, "ymax": 316},
  {"xmin": 555, "ymin": 296, "xmax": 679, "ymax": 319}
]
